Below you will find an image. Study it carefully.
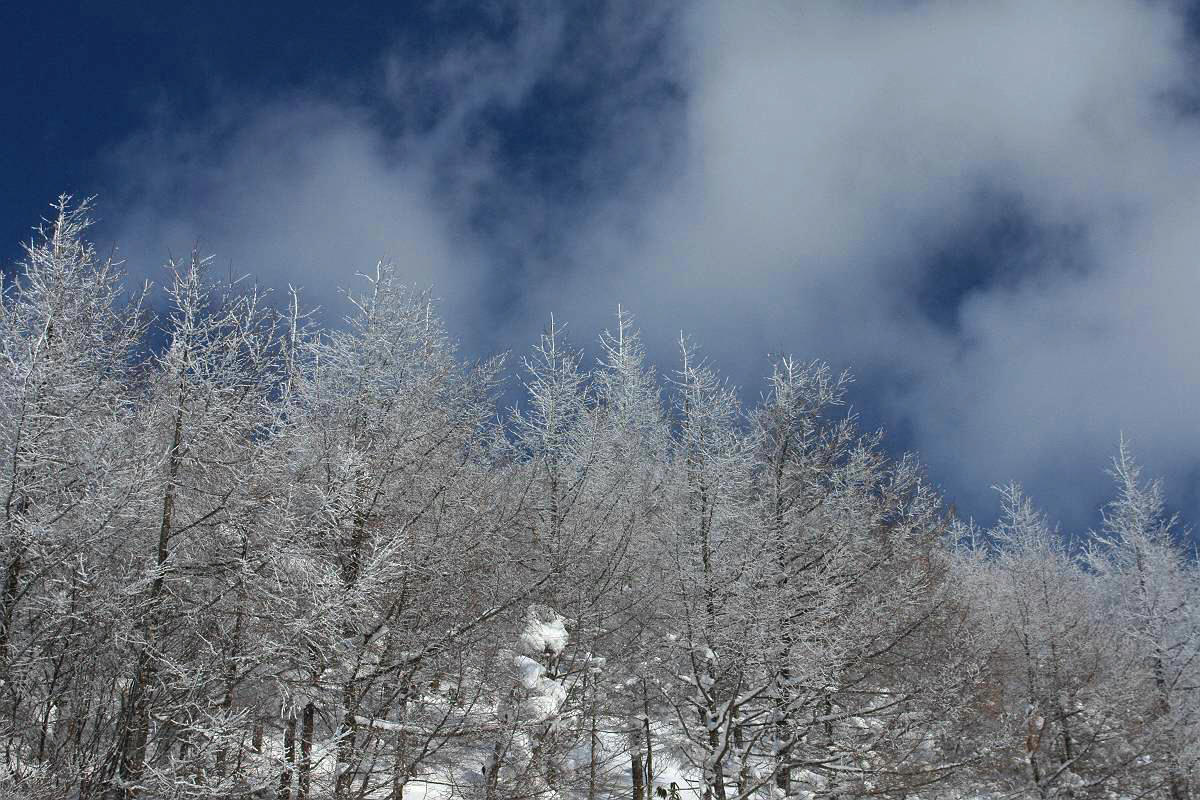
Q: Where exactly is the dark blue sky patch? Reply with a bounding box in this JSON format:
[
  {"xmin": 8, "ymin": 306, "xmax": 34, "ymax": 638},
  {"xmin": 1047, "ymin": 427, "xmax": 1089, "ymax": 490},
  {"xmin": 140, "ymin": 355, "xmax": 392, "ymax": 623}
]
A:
[
  {"xmin": 2, "ymin": 2, "xmax": 543, "ymax": 263},
  {"xmin": 912, "ymin": 188, "xmax": 1090, "ymax": 335},
  {"xmin": 3, "ymin": 5, "xmax": 362, "ymax": 264},
  {"xmin": 438, "ymin": 4, "xmax": 687, "ymax": 258}
]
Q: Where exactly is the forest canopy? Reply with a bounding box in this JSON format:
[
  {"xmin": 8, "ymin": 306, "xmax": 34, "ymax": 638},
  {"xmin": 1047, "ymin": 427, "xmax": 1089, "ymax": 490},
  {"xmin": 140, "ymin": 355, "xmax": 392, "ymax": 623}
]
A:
[{"xmin": 1, "ymin": 199, "xmax": 1198, "ymax": 800}]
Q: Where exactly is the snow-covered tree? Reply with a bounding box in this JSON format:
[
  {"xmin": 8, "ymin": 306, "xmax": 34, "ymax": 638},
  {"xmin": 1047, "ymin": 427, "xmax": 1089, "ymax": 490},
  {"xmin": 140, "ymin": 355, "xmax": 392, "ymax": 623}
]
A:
[
  {"xmin": 0, "ymin": 198, "xmax": 149, "ymax": 797},
  {"xmin": 270, "ymin": 263, "xmax": 531, "ymax": 800},
  {"xmin": 13, "ymin": 195, "xmax": 1200, "ymax": 800},
  {"xmin": 103, "ymin": 250, "xmax": 282, "ymax": 800},
  {"xmin": 949, "ymin": 485, "xmax": 1137, "ymax": 798},
  {"xmin": 1087, "ymin": 441, "xmax": 1200, "ymax": 799}
]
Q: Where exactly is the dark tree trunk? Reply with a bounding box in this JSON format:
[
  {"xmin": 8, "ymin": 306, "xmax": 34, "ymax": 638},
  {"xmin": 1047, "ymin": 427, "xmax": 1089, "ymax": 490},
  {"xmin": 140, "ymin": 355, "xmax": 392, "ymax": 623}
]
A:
[
  {"xmin": 278, "ymin": 713, "xmax": 296, "ymax": 800},
  {"xmin": 107, "ymin": 402, "xmax": 185, "ymax": 800},
  {"xmin": 298, "ymin": 702, "xmax": 315, "ymax": 800}
]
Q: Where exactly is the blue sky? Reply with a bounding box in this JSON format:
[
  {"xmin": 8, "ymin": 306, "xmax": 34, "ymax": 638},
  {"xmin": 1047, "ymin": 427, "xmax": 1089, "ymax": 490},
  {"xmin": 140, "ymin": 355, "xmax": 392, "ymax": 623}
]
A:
[{"xmin": 6, "ymin": 1, "xmax": 1200, "ymax": 533}]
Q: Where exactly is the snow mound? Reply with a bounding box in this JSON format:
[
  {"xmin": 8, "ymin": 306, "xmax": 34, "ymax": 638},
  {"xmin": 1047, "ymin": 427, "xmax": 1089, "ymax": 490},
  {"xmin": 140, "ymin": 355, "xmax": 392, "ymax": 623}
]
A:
[
  {"xmin": 514, "ymin": 654, "xmax": 544, "ymax": 690},
  {"xmin": 520, "ymin": 605, "xmax": 568, "ymax": 657}
]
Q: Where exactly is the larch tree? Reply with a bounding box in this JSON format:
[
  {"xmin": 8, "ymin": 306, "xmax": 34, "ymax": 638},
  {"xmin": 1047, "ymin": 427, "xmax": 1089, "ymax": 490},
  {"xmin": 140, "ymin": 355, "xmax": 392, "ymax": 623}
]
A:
[
  {"xmin": 0, "ymin": 198, "xmax": 148, "ymax": 798},
  {"xmin": 661, "ymin": 335, "xmax": 757, "ymax": 800},
  {"xmin": 104, "ymin": 251, "xmax": 281, "ymax": 800},
  {"xmin": 951, "ymin": 486, "xmax": 1130, "ymax": 799},
  {"xmin": 271, "ymin": 264, "xmax": 518, "ymax": 800},
  {"xmin": 1087, "ymin": 441, "xmax": 1200, "ymax": 800}
]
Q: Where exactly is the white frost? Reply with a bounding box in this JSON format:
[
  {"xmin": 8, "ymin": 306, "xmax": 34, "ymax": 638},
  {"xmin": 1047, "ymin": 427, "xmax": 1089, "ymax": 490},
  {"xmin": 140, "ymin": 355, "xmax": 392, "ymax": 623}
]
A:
[
  {"xmin": 514, "ymin": 654, "xmax": 544, "ymax": 689},
  {"xmin": 521, "ymin": 614, "xmax": 568, "ymax": 656}
]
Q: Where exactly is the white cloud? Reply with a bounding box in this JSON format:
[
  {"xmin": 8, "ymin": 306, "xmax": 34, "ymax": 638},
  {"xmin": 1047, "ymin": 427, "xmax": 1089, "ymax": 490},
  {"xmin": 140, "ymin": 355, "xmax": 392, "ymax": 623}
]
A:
[
  {"xmin": 106, "ymin": 100, "xmax": 478, "ymax": 320},
  {"xmin": 544, "ymin": 0, "xmax": 1200, "ymax": 525},
  {"xmin": 97, "ymin": 0, "xmax": 1200, "ymax": 526}
]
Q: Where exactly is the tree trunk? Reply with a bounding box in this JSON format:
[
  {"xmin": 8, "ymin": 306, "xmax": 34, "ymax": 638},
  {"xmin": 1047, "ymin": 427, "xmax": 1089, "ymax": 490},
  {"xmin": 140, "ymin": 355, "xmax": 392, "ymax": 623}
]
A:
[
  {"xmin": 216, "ymin": 616, "xmax": 244, "ymax": 778},
  {"xmin": 586, "ymin": 673, "xmax": 597, "ymax": 800},
  {"xmin": 0, "ymin": 549, "xmax": 21, "ymax": 669},
  {"xmin": 298, "ymin": 701, "xmax": 315, "ymax": 800},
  {"xmin": 334, "ymin": 682, "xmax": 359, "ymax": 800},
  {"xmin": 278, "ymin": 713, "xmax": 295, "ymax": 800},
  {"xmin": 107, "ymin": 402, "xmax": 185, "ymax": 800},
  {"xmin": 708, "ymin": 722, "xmax": 728, "ymax": 800},
  {"xmin": 643, "ymin": 685, "xmax": 654, "ymax": 794},
  {"xmin": 390, "ymin": 688, "xmax": 409, "ymax": 800},
  {"xmin": 484, "ymin": 739, "xmax": 504, "ymax": 800}
]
